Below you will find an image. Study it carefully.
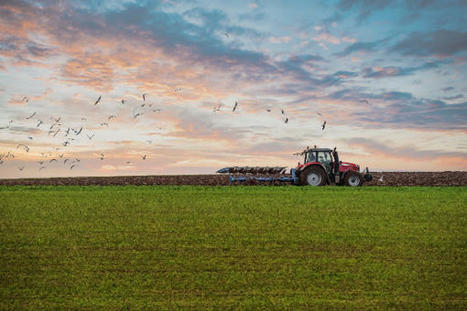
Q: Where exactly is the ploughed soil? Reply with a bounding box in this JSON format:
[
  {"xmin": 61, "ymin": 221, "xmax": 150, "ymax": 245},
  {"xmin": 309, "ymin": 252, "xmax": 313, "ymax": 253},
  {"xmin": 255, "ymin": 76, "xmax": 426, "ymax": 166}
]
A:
[{"xmin": 0, "ymin": 171, "xmax": 466, "ymax": 186}]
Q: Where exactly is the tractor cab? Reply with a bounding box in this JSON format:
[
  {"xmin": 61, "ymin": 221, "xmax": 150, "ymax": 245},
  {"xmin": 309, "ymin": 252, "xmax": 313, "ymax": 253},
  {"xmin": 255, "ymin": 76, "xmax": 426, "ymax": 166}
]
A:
[{"xmin": 303, "ymin": 148, "xmax": 336, "ymax": 174}]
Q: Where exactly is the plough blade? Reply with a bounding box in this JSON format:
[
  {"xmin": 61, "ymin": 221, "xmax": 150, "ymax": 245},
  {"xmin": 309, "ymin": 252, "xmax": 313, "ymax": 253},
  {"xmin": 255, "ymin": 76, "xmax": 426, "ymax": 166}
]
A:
[{"xmin": 216, "ymin": 166, "xmax": 287, "ymax": 175}]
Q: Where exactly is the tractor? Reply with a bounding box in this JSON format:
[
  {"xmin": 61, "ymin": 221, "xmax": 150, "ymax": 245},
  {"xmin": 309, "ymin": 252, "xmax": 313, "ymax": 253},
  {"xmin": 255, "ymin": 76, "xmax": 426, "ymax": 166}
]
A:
[{"xmin": 217, "ymin": 146, "xmax": 372, "ymax": 186}]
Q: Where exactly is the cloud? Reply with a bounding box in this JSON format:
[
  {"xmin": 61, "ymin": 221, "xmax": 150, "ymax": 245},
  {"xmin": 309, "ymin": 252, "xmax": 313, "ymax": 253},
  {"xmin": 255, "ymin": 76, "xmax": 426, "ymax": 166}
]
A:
[
  {"xmin": 361, "ymin": 62, "xmax": 439, "ymax": 78},
  {"xmin": 392, "ymin": 30, "xmax": 467, "ymax": 57},
  {"xmin": 335, "ymin": 38, "xmax": 388, "ymax": 57},
  {"xmin": 269, "ymin": 36, "xmax": 291, "ymax": 44}
]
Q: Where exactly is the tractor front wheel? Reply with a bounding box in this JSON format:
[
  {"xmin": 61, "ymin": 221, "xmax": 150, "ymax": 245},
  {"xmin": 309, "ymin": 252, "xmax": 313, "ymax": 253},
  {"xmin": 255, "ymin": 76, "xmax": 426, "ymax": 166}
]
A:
[
  {"xmin": 300, "ymin": 167, "xmax": 326, "ymax": 186},
  {"xmin": 344, "ymin": 171, "xmax": 363, "ymax": 187}
]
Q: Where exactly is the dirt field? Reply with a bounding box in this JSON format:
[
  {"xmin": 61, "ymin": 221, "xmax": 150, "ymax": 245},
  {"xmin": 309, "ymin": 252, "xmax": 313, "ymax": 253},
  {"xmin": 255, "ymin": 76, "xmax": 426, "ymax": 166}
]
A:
[{"xmin": 0, "ymin": 171, "xmax": 466, "ymax": 186}]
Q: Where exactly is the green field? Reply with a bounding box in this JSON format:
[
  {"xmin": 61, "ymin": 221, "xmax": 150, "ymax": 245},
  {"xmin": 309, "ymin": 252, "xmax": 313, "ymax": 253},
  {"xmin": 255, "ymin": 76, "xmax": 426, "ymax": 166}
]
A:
[{"xmin": 0, "ymin": 186, "xmax": 466, "ymax": 309}]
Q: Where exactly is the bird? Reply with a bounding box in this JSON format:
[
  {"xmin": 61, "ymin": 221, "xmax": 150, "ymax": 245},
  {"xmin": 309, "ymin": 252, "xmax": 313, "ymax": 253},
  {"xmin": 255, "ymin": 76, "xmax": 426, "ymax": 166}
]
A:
[
  {"xmin": 141, "ymin": 103, "xmax": 146, "ymax": 108},
  {"xmin": 59, "ymin": 154, "xmax": 64, "ymax": 158},
  {"xmin": 53, "ymin": 129, "xmax": 61, "ymax": 137},
  {"xmin": 65, "ymin": 128, "xmax": 71, "ymax": 136},
  {"xmin": 316, "ymin": 112, "xmax": 322, "ymax": 117},
  {"xmin": 360, "ymin": 99, "xmax": 369, "ymax": 104},
  {"xmin": 64, "ymin": 159, "xmax": 69, "ymax": 164},
  {"xmin": 36, "ymin": 120, "xmax": 43, "ymax": 127},
  {"xmin": 281, "ymin": 109, "xmax": 285, "ymax": 115},
  {"xmin": 152, "ymin": 108, "xmax": 161, "ymax": 113},
  {"xmin": 142, "ymin": 93, "xmax": 147, "ymax": 101},
  {"xmin": 39, "ymin": 166, "xmax": 46, "ymax": 171},
  {"xmin": 213, "ymin": 103, "xmax": 222, "ymax": 112},
  {"xmin": 141, "ymin": 155, "xmax": 147, "ymax": 160},
  {"xmin": 94, "ymin": 96, "xmax": 102, "ymax": 105},
  {"xmin": 133, "ymin": 112, "xmax": 142, "ymax": 119},
  {"xmin": 63, "ymin": 141, "xmax": 70, "ymax": 146},
  {"xmin": 121, "ymin": 99, "xmax": 125, "ymax": 104},
  {"xmin": 81, "ymin": 117, "xmax": 87, "ymax": 121},
  {"xmin": 322, "ymin": 121, "xmax": 326, "ymax": 131},
  {"xmin": 22, "ymin": 96, "xmax": 29, "ymax": 103},
  {"xmin": 126, "ymin": 161, "xmax": 132, "ymax": 165},
  {"xmin": 86, "ymin": 134, "xmax": 95, "ymax": 140},
  {"xmin": 49, "ymin": 159, "xmax": 57, "ymax": 163},
  {"xmin": 224, "ymin": 32, "xmax": 230, "ymax": 38},
  {"xmin": 100, "ymin": 122, "xmax": 109, "ymax": 127},
  {"xmin": 74, "ymin": 127, "xmax": 83, "ymax": 135},
  {"xmin": 266, "ymin": 108, "xmax": 271, "ymax": 112},
  {"xmin": 38, "ymin": 161, "xmax": 44, "ymax": 165},
  {"xmin": 17, "ymin": 144, "xmax": 30, "ymax": 152},
  {"xmin": 108, "ymin": 115, "xmax": 116, "ymax": 120},
  {"xmin": 378, "ymin": 175, "xmax": 384, "ymax": 182},
  {"xmin": 70, "ymin": 165, "xmax": 76, "ymax": 170},
  {"xmin": 27, "ymin": 136, "xmax": 33, "ymax": 140},
  {"xmin": 99, "ymin": 153, "xmax": 104, "ymax": 160},
  {"xmin": 284, "ymin": 118, "xmax": 289, "ymax": 124},
  {"xmin": 174, "ymin": 87, "xmax": 182, "ymax": 93},
  {"xmin": 145, "ymin": 140, "xmax": 152, "ymax": 144},
  {"xmin": 25, "ymin": 112, "xmax": 36, "ymax": 119},
  {"xmin": 232, "ymin": 101, "xmax": 238, "ymax": 112},
  {"xmin": 18, "ymin": 166, "xmax": 24, "ymax": 171}
]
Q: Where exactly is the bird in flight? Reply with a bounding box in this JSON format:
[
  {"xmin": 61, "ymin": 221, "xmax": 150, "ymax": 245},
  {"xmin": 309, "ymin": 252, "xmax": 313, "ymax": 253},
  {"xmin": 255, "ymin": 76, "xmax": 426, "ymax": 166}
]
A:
[
  {"xmin": 49, "ymin": 159, "xmax": 57, "ymax": 163},
  {"xmin": 378, "ymin": 175, "xmax": 384, "ymax": 182},
  {"xmin": 360, "ymin": 99, "xmax": 369, "ymax": 104},
  {"xmin": 232, "ymin": 101, "xmax": 238, "ymax": 112},
  {"xmin": 100, "ymin": 122, "xmax": 109, "ymax": 127},
  {"xmin": 133, "ymin": 112, "xmax": 143, "ymax": 119},
  {"xmin": 25, "ymin": 112, "xmax": 36, "ymax": 119},
  {"xmin": 224, "ymin": 32, "xmax": 230, "ymax": 38},
  {"xmin": 73, "ymin": 127, "xmax": 83, "ymax": 135},
  {"xmin": 284, "ymin": 118, "xmax": 289, "ymax": 124},
  {"xmin": 99, "ymin": 153, "xmax": 105, "ymax": 160},
  {"xmin": 108, "ymin": 115, "xmax": 116, "ymax": 121},
  {"xmin": 36, "ymin": 120, "xmax": 43, "ymax": 127},
  {"xmin": 121, "ymin": 99, "xmax": 125, "ymax": 104},
  {"xmin": 174, "ymin": 87, "xmax": 182, "ymax": 93},
  {"xmin": 142, "ymin": 93, "xmax": 147, "ymax": 101},
  {"xmin": 70, "ymin": 165, "xmax": 76, "ymax": 170},
  {"xmin": 18, "ymin": 166, "xmax": 25, "ymax": 171},
  {"xmin": 281, "ymin": 109, "xmax": 285, "ymax": 115},
  {"xmin": 87, "ymin": 134, "xmax": 95, "ymax": 140},
  {"xmin": 17, "ymin": 144, "xmax": 30, "ymax": 152},
  {"xmin": 28, "ymin": 136, "xmax": 33, "ymax": 140},
  {"xmin": 322, "ymin": 121, "xmax": 326, "ymax": 131},
  {"xmin": 94, "ymin": 96, "xmax": 102, "ymax": 105},
  {"xmin": 141, "ymin": 155, "xmax": 147, "ymax": 160}
]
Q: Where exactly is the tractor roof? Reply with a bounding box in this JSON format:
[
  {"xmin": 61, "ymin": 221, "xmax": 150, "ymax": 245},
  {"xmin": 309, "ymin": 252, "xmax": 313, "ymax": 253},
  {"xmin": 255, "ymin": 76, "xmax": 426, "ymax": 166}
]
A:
[{"xmin": 306, "ymin": 148, "xmax": 333, "ymax": 152}]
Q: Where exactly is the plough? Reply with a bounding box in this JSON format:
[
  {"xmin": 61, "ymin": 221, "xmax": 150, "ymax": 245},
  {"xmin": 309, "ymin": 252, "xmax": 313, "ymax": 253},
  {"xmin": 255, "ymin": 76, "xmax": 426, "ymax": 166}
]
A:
[{"xmin": 217, "ymin": 146, "xmax": 372, "ymax": 186}]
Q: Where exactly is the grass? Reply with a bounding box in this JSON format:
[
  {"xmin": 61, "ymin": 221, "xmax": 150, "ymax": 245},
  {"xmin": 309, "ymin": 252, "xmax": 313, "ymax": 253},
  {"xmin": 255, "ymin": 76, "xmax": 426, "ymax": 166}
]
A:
[{"xmin": 0, "ymin": 185, "xmax": 466, "ymax": 309}]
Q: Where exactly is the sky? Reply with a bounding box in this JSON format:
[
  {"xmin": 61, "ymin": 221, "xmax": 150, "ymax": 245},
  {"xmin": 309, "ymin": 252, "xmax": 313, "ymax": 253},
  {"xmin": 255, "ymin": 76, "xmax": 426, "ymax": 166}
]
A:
[{"xmin": 0, "ymin": 0, "xmax": 466, "ymax": 178}]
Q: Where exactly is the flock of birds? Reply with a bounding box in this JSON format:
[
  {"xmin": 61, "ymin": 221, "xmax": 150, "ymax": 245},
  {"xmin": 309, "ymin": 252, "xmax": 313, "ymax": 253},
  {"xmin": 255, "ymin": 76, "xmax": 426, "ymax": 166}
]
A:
[
  {"xmin": 0, "ymin": 93, "xmax": 165, "ymax": 172},
  {"xmin": 0, "ymin": 92, "xmax": 329, "ymax": 174}
]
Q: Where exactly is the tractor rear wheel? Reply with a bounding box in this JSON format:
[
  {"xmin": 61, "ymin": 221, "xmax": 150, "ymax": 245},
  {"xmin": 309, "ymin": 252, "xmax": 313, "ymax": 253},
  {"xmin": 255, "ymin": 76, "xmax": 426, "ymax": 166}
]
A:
[
  {"xmin": 344, "ymin": 171, "xmax": 363, "ymax": 187},
  {"xmin": 300, "ymin": 167, "xmax": 326, "ymax": 186}
]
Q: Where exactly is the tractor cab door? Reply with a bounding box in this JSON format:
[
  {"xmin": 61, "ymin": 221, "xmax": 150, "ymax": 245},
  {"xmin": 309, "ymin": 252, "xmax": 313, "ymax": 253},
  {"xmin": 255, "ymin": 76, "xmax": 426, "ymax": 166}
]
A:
[{"xmin": 317, "ymin": 151, "xmax": 332, "ymax": 173}]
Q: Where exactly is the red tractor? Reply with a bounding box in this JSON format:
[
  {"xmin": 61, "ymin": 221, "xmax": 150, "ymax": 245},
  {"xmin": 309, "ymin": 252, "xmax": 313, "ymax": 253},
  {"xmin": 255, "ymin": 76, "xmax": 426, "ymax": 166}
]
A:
[
  {"xmin": 296, "ymin": 147, "xmax": 372, "ymax": 186},
  {"xmin": 217, "ymin": 147, "xmax": 372, "ymax": 186}
]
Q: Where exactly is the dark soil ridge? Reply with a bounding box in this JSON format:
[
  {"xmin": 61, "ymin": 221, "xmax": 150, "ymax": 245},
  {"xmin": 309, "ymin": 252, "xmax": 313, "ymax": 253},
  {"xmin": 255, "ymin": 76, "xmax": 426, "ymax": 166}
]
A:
[{"xmin": 0, "ymin": 171, "xmax": 466, "ymax": 186}]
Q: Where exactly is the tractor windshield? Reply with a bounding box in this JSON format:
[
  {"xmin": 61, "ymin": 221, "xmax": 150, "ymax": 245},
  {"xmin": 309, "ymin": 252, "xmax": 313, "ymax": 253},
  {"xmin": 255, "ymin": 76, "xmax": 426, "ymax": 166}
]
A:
[
  {"xmin": 305, "ymin": 151, "xmax": 316, "ymax": 163},
  {"xmin": 317, "ymin": 151, "xmax": 332, "ymax": 172}
]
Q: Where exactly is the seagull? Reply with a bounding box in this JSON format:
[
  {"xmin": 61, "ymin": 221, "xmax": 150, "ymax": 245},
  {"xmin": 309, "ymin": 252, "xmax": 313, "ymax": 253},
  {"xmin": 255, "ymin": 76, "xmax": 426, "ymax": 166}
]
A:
[
  {"xmin": 281, "ymin": 109, "xmax": 285, "ymax": 115},
  {"xmin": 75, "ymin": 158, "xmax": 80, "ymax": 163},
  {"xmin": 18, "ymin": 166, "xmax": 25, "ymax": 171},
  {"xmin": 232, "ymin": 101, "xmax": 238, "ymax": 112},
  {"xmin": 121, "ymin": 99, "xmax": 125, "ymax": 104},
  {"xmin": 74, "ymin": 127, "xmax": 83, "ymax": 135},
  {"xmin": 38, "ymin": 161, "xmax": 44, "ymax": 165},
  {"xmin": 22, "ymin": 96, "xmax": 29, "ymax": 103},
  {"xmin": 141, "ymin": 103, "xmax": 146, "ymax": 108},
  {"xmin": 86, "ymin": 134, "xmax": 95, "ymax": 140},
  {"xmin": 224, "ymin": 32, "xmax": 230, "ymax": 38},
  {"xmin": 49, "ymin": 159, "xmax": 57, "ymax": 163},
  {"xmin": 65, "ymin": 128, "xmax": 71, "ymax": 136},
  {"xmin": 100, "ymin": 122, "xmax": 109, "ymax": 127},
  {"xmin": 17, "ymin": 144, "xmax": 30, "ymax": 152},
  {"xmin": 25, "ymin": 112, "xmax": 36, "ymax": 119},
  {"xmin": 36, "ymin": 120, "xmax": 43, "ymax": 127},
  {"xmin": 152, "ymin": 108, "xmax": 161, "ymax": 113},
  {"xmin": 133, "ymin": 112, "xmax": 142, "ymax": 119},
  {"xmin": 213, "ymin": 103, "xmax": 222, "ymax": 112},
  {"xmin": 145, "ymin": 140, "xmax": 152, "ymax": 144},
  {"xmin": 94, "ymin": 95, "xmax": 102, "ymax": 105},
  {"xmin": 174, "ymin": 87, "xmax": 182, "ymax": 92},
  {"xmin": 70, "ymin": 164, "xmax": 76, "ymax": 170},
  {"xmin": 64, "ymin": 159, "xmax": 69, "ymax": 164},
  {"xmin": 360, "ymin": 99, "xmax": 369, "ymax": 104},
  {"xmin": 126, "ymin": 161, "xmax": 132, "ymax": 165},
  {"xmin": 322, "ymin": 121, "xmax": 326, "ymax": 131},
  {"xmin": 141, "ymin": 155, "xmax": 147, "ymax": 160},
  {"xmin": 284, "ymin": 118, "xmax": 289, "ymax": 124},
  {"xmin": 316, "ymin": 112, "xmax": 322, "ymax": 117},
  {"xmin": 53, "ymin": 129, "xmax": 61, "ymax": 137},
  {"xmin": 59, "ymin": 154, "xmax": 64, "ymax": 158},
  {"xmin": 63, "ymin": 141, "xmax": 70, "ymax": 146},
  {"xmin": 266, "ymin": 108, "xmax": 271, "ymax": 112},
  {"xmin": 28, "ymin": 136, "xmax": 33, "ymax": 140},
  {"xmin": 99, "ymin": 153, "xmax": 104, "ymax": 160},
  {"xmin": 142, "ymin": 93, "xmax": 147, "ymax": 101},
  {"xmin": 378, "ymin": 175, "xmax": 384, "ymax": 182}
]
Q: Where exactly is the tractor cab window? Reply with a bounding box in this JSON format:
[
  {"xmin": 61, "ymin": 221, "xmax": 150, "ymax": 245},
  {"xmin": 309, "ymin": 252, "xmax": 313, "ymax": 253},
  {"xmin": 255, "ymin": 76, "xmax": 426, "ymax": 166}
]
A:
[
  {"xmin": 305, "ymin": 151, "xmax": 316, "ymax": 163},
  {"xmin": 317, "ymin": 152, "xmax": 332, "ymax": 164}
]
